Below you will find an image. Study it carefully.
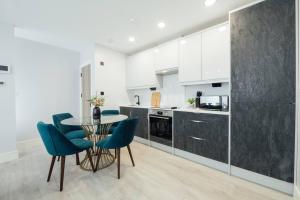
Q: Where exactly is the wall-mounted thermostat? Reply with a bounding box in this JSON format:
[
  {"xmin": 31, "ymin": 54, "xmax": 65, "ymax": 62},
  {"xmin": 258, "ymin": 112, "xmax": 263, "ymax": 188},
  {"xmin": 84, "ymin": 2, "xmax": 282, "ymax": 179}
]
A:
[{"xmin": 0, "ymin": 65, "xmax": 10, "ymax": 74}]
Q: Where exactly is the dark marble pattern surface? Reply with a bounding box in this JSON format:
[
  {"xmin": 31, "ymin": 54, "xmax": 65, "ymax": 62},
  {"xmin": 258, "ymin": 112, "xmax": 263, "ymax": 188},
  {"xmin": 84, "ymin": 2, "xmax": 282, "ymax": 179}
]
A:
[
  {"xmin": 174, "ymin": 111, "xmax": 228, "ymax": 163},
  {"xmin": 231, "ymin": 0, "xmax": 295, "ymax": 104},
  {"xmin": 120, "ymin": 107, "xmax": 149, "ymax": 139},
  {"xmin": 231, "ymin": 103, "xmax": 295, "ymax": 183},
  {"xmin": 230, "ymin": 0, "xmax": 295, "ymax": 183}
]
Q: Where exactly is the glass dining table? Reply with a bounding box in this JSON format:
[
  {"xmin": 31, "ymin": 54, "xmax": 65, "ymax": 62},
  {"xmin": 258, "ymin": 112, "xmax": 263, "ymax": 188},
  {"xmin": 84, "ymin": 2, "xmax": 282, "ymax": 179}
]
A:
[{"xmin": 61, "ymin": 114, "xmax": 128, "ymax": 171}]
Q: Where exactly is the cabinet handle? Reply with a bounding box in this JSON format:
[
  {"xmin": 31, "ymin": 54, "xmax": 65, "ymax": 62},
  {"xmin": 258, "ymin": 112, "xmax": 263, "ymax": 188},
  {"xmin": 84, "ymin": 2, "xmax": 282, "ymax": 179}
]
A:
[
  {"xmin": 189, "ymin": 136, "xmax": 206, "ymax": 141},
  {"xmin": 190, "ymin": 120, "xmax": 208, "ymax": 124},
  {"xmin": 130, "ymin": 111, "xmax": 132, "ymax": 117}
]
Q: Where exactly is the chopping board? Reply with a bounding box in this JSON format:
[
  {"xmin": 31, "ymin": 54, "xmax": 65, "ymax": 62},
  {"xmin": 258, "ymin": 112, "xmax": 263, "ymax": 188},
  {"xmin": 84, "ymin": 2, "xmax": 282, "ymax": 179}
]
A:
[{"xmin": 151, "ymin": 92, "xmax": 161, "ymax": 108}]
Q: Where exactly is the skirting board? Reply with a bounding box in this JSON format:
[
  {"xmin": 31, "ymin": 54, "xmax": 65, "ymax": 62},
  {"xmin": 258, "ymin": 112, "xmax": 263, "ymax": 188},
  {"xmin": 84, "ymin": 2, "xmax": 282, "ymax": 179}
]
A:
[
  {"xmin": 134, "ymin": 136, "xmax": 150, "ymax": 146},
  {"xmin": 174, "ymin": 148, "xmax": 229, "ymax": 173},
  {"xmin": 294, "ymin": 186, "xmax": 300, "ymax": 199},
  {"xmin": 0, "ymin": 150, "xmax": 18, "ymax": 164},
  {"xmin": 230, "ymin": 166, "xmax": 294, "ymax": 195},
  {"xmin": 150, "ymin": 141, "xmax": 173, "ymax": 154}
]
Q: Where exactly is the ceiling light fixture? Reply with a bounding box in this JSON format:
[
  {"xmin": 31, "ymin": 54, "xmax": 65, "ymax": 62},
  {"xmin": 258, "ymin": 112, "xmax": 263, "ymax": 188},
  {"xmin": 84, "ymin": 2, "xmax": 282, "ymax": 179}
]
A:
[
  {"xmin": 157, "ymin": 22, "xmax": 166, "ymax": 29},
  {"xmin": 204, "ymin": 0, "xmax": 216, "ymax": 7},
  {"xmin": 180, "ymin": 39, "xmax": 187, "ymax": 45},
  {"xmin": 218, "ymin": 26, "xmax": 227, "ymax": 32},
  {"xmin": 154, "ymin": 48, "xmax": 159, "ymax": 53},
  {"xmin": 128, "ymin": 36, "xmax": 135, "ymax": 42}
]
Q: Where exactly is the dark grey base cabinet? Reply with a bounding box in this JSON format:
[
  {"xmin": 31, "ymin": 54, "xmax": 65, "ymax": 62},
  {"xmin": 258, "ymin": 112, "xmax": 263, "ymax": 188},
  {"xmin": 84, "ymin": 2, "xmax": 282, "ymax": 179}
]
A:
[
  {"xmin": 120, "ymin": 106, "xmax": 148, "ymax": 139},
  {"xmin": 174, "ymin": 111, "xmax": 228, "ymax": 163}
]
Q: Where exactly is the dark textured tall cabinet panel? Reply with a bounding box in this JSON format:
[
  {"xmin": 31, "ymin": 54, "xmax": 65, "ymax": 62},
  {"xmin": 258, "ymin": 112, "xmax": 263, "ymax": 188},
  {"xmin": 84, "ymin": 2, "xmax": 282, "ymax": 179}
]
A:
[
  {"xmin": 174, "ymin": 111, "xmax": 228, "ymax": 163},
  {"xmin": 120, "ymin": 107, "xmax": 148, "ymax": 139},
  {"xmin": 230, "ymin": 0, "xmax": 295, "ymax": 183}
]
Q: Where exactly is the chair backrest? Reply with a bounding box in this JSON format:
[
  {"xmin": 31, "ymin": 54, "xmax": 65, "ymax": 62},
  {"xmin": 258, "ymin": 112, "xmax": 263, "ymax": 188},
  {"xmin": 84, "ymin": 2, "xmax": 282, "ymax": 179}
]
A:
[
  {"xmin": 37, "ymin": 122, "xmax": 80, "ymax": 156},
  {"xmin": 101, "ymin": 110, "xmax": 119, "ymax": 115},
  {"xmin": 105, "ymin": 118, "xmax": 138, "ymax": 148},
  {"xmin": 52, "ymin": 113, "xmax": 74, "ymax": 134}
]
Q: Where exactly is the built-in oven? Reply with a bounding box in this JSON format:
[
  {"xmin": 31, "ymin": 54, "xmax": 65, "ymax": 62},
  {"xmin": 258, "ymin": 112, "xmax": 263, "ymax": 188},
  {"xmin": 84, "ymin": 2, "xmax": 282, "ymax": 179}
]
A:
[{"xmin": 149, "ymin": 109, "xmax": 173, "ymax": 147}]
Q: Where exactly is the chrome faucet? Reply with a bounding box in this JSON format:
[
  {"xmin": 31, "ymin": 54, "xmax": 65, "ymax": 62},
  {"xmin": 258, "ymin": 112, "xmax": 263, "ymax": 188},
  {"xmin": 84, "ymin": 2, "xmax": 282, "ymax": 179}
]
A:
[{"xmin": 134, "ymin": 95, "xmax": 140, "ymax": 106}]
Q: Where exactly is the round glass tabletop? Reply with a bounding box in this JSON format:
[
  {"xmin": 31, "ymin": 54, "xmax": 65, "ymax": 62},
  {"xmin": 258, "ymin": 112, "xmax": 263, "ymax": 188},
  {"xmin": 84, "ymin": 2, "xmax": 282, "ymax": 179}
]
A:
[{"xmin": 61, "ymin": 114, "xmax": 128, "ymax": 126}]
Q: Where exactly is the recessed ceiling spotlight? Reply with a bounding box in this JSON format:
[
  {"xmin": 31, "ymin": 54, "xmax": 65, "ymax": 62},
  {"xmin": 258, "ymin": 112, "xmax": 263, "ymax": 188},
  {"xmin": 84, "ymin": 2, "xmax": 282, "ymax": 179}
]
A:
[
  {"xmin": 218, "ymin": 26, "xmax": 227, "ymax": 32},
  {"xmin": 180, "ymin": 39, "xmax": 187, "ymax": 45},
  {"xmin": 204, "ymin": 0, "xmax": 216, "ymax": 7},
  {"xmin": 157, "ymin": 21, "xmax": 166, "ymax": 29},
  {"xmin": 129, "ymin": 18, "xmax": 135, "ymax": 23},
  {"xmin": 154, "ymin": 48, "xmax": 159, "ymax": 53},
  {"xmin": 128, "ymin": 36, "xmax": 135, "ymax": 42}
]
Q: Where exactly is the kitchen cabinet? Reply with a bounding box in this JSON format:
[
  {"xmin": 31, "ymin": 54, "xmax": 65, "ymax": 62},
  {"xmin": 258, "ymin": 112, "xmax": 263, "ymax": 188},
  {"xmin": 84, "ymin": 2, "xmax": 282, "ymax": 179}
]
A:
[
  {"xmin": 178, "ymin": 32, "xmax": 202, "ymax": 83},
  {"xmin": 178, "ymin": 22, "xmax": 229, "ymax": 85},
  {"xmin": 154, "ymin": 39, "xmax": 179, "ymax": 72},
  {"xmin": 120, "ymin": 106, "xmax": 148, "ymax": 139},
  {"xmin": 126, "ymin": 49, "xmax": 159, "ymax": 89},
  {"xmin": 230, "ymin": 0, "xmax": 295, "ymax": 183},
  {"xmin": 174, "ymin": 111, "xmax": 228, "ymax": 163},
  {"xmin": 202, "ymin": 23, "xmax": 230, "ymax": 81}
]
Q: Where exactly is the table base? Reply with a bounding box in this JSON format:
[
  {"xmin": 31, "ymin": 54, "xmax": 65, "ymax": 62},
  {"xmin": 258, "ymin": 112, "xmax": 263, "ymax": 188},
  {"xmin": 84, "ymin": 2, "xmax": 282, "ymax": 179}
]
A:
[{"xmin": 80, "ymin": 149, "xmax": 115, "ymax": 171}]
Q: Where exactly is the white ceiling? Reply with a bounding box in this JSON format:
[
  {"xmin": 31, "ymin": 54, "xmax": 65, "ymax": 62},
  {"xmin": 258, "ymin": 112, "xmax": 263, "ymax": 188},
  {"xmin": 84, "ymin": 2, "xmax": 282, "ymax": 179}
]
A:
[{"xmin": 0, "ymin": 0, "xmax": 256, "ymax": 54}]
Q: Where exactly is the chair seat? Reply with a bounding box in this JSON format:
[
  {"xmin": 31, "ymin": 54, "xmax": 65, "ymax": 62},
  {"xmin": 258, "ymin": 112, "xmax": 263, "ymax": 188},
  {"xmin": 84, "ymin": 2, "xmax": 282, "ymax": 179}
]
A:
[
  {"xmin": 71, "ymin": 139, "xmax": 93, "ymax": 150},
  {"xmin": 65, "ymin": 130, "xmax": 86, "ymax": 140}
]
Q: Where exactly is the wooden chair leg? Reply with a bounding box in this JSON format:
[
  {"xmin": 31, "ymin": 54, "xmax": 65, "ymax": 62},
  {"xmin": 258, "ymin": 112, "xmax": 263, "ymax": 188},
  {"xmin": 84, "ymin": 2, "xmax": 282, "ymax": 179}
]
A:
[
  {"xmin": 47, "ymin": 156, "xmax": 56, "ymax": 182},
  {"xmin": 127, "ymin": 145, "xmax": 135, "ymax": 167},
  {"xmin": 57, "ymin": 156, "xmax": 60, "ymax": 162},
  {"xmin": 60, "ymin": 156, "xmax": 66, "ymax": 192},
  {"xmin": 86, "ymin": 149, "xmax": 95, "ymax": 172},
  {"xmin": 117, "ymin": 148, "xmax": 120, "ymax": 179},
  {"xmin": 95, "ymin": 148, "xmax": 102, "ymax": 171},
  {"xmin": 76, "ymin": 153, "xmax": 80, "ymax": 165}
]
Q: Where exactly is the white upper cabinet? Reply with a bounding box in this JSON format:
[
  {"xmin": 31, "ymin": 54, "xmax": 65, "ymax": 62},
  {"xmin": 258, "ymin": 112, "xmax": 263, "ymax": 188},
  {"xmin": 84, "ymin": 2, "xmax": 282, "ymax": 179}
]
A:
[
  {"xmin": 202, "ymin": 23, "xmax": 230, "ymax": 81},
  {"xmin": 179, "ymin": 32, "xmax": 202, "ymax": 83},
  {"xmin": 154, "ymin": 39, "xmax": 179, "ymax": 72},
  {"xmin": 126, "ymin": 49, "xmax": 159, "ymax": 89}
]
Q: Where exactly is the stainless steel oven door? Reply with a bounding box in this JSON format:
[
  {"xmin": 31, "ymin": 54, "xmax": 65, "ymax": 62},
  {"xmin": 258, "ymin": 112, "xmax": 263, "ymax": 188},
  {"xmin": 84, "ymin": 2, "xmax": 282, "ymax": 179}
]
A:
[{"xmin": 149, "ymin": 114, "xmax": 172, "ymax": 147}]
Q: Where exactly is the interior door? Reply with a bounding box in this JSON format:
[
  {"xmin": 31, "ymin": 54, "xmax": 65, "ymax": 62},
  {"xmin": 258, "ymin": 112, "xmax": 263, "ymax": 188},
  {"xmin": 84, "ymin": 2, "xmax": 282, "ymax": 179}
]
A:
[{"xmin": 81, "ymin": 65, "xmax": 91, "ymax": 119}]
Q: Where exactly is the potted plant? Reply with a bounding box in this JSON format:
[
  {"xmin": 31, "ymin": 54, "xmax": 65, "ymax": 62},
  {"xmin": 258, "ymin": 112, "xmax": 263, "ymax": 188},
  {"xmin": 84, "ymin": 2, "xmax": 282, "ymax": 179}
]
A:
[
  {"xmin": 187, "ymin": 98, "xmax": 195, "ymax": 108},
  {"xmin": 88, "ymin": 93, "xmax": 105, "ymax": 120}
]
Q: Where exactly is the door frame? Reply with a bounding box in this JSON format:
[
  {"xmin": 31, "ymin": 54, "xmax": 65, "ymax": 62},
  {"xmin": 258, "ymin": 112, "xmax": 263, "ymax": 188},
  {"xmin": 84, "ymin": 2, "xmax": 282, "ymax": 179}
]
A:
[{"xmin": 80, "ymin": 62, "xmax": 92, "ymax": 119}]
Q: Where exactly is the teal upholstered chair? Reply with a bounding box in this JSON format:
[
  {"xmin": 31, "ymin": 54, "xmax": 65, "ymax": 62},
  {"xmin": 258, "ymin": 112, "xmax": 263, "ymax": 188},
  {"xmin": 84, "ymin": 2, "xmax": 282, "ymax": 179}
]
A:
[
  {"xmin": 53, "ymin": 113, "xmax": 86, "ymax": 164},
  {"xmin": 95, "ymin": 118, "xmax": 138, "ymax": 179},
  {"xmin": 101, "ymin": 110, "xmax": 119, "ymax": 115},
  {"xmin": 37, "ymin": 122, "xmax": 95, "ymax": 191},
  {"xmin": 52, "ymin": 113, "xmax": 86, "ymax": 140}
]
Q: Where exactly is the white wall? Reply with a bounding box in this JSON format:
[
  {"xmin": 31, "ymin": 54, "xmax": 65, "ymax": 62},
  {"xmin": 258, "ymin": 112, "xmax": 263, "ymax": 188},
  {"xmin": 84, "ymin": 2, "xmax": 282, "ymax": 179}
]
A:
[
  {"xmin": 94, "ymin": 45, "xmax": 130, "ymax": 109},
  {"xmin": 0, "ymin": 23, "xmax": 17, "ymax": 157},
  {"xmin": 14, "ymin": 38, "xmax": 80, "ymax": 141}
]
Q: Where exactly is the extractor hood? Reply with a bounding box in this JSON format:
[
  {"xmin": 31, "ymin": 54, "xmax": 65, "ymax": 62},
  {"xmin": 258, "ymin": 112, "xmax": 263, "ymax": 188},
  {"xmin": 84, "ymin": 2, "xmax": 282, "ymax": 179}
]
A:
[{"xmin": 155, "ymin": 67, "xmax": 178, "ymax": 75}]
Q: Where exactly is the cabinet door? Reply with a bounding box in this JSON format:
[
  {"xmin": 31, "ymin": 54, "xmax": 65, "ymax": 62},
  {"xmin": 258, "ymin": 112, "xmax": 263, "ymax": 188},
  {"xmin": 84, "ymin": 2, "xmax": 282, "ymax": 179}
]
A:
[
  {"xmin": 136, "ymin": 49, "xmax": 157, "ymax": 87},
  {"xmin": 126, "ymin": 49, "xmax": 158, "ymax": 89},
  {"xmin": 126, "ymin": 55, "xmax": 141, "ymax": 88},
  {"xmin": 120, "ymin": 107, "xmax": 131, "ymax": 117},
  {"xmin": 131, "ymin": 108, "xmax": 148, "ymax": 139},
  {"xmin": 202, "ymin": 23, "xmax": 230, "ymax": 81},
  {"xmin": 154, "ymin": 39, "xmax": 179, "ymax": 71},
  {"xmin": 179, "ymin": 32, "xmax": 202, "ymax": 83},
  {"xmin": 231, "ymin": 102, "xmax": 295, "ymax": 183},
  {"xmin": 174, "ymin": 111, "xmax": 228, "ymax": 163}
]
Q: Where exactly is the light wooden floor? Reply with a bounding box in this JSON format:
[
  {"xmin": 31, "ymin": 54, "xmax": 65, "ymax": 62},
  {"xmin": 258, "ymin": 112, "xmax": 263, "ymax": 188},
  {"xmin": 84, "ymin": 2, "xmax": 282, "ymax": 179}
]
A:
[{"xmin": 0, "ymin": 140, "xmax": 295, "ymax": 200}]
